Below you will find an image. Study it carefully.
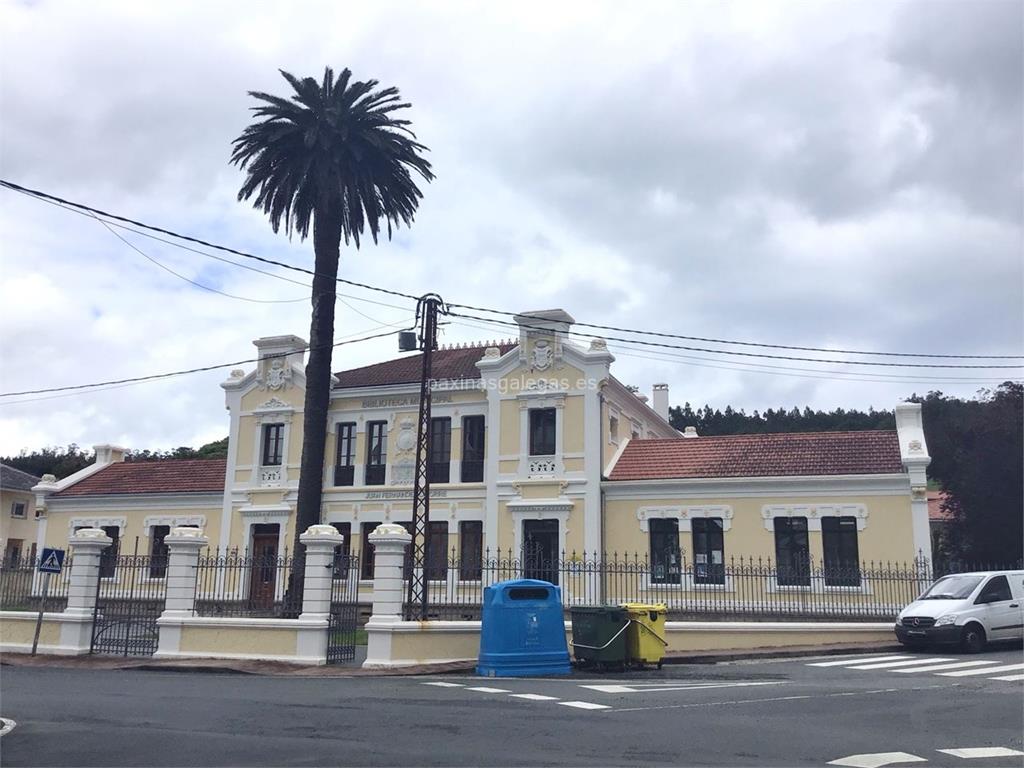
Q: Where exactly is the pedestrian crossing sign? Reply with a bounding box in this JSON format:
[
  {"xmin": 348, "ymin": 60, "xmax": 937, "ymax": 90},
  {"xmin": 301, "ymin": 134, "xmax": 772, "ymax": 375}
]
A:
[{"xmin": 38, "ymin": 548, "xmax": 65, "ymax": 574}]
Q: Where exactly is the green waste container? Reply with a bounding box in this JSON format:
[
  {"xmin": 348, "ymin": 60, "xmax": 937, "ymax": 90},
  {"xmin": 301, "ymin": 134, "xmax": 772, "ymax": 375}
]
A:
[
  {"xmin": 570, "ymin": 606, "xmax": 630, "ymax": 669},
  {"xmin": 622, "ymin": 603, "xmax": 668, "ymax": 669}
]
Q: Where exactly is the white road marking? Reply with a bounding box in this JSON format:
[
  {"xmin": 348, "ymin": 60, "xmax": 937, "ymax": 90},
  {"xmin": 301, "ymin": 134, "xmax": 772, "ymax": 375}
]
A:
[
  {"xmin": 580, "ymin": 681, "xmax": 785, "ymax": 695},
  {"xmin": 509, "ymin": 693, "xmax": 560, "ymax": 701},
  {"xmin": 466, "ymin": 686, "xmax": 512, "ymax": 693},
  {"xmin": 580, "ymin": 684, "xmax": 635, "ymax": 694},
  {"xmin": 0, "ymin": 718, "xmax": 16, "ymax": 737},
  {"xmin": 938, "ymin": 663, "xmax": 1024, "ymax": 677},
  {"xmin": 990, "ymin": 674, "xmax": 1024, "ymax": 681},
  {"xmin": 827, "ymin": 751, "xmax": 927, "ymax": 768},
  {"xmin": 421, "ymin": 681, "xmax": 464, "ymax": 688},
  {"xmin": 850, "ymin": 658, "xmax": 955, "ymax": 670},
  {"xmin": 937, "ymin": 747, "xmax": 1024, "ymax": 759},
  {"xmin": 894, "ymin": 660, "xmax": 1000, "ymax": 674},
  {"xmin": 559, "ymin": 701, "xmax": 610, "ymax": 710},
  {"xmin": 809, "ymin": 656, "xmax": 909, "ymax": 667}
]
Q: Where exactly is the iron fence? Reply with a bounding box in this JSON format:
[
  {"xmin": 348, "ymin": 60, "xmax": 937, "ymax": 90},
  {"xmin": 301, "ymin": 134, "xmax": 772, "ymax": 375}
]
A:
[
  {"xmin": 401, "ymin": 549, "xmax": 1022, "ymax": 622},
  {"xmin": 0, "ymin": 555, "xmax": 73, "ymax": 612},
  {"xmin": 91, "ymin": 553, "xmax": 167, "ymax": 656},
  {"xmin": 193, "ymin": 548, "xmax": 301, "ymax": 618}
]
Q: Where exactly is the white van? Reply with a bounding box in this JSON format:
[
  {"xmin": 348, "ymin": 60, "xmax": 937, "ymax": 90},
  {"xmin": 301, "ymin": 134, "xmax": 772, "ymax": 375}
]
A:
[{"xmin": 895, "ymin": 570, "xmax": 1024, "ymax": 652}]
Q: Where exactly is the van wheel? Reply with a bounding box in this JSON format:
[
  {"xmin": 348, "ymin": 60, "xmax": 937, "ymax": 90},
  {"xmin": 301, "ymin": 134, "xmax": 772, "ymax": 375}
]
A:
[{"xmin": 960, "ymin": 624, "xmax": 986, "ymax": 653}]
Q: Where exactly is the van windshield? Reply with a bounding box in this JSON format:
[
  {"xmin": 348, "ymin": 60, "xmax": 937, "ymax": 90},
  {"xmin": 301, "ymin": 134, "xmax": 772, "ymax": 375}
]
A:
[{"xmin": 920, "ymin": 574, "xmax": 984, "ymax": 600}]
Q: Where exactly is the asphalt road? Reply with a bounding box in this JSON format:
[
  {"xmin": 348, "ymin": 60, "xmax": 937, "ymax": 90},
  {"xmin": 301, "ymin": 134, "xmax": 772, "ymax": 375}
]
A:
[{"xmin": 2, "ymin": 646, "xmax": 1022, "ymax": 767}]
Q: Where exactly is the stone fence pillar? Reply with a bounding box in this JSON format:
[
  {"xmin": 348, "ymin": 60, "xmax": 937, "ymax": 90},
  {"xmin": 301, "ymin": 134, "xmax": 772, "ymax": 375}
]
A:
[
  {"xmin": 64, "ymin": 528, "xmax": 112, "ymax": 618},
  {"xmin": 163, "ymin": 527, "xmax": 209, "ymax": 616},
  {"xmin": 362, "ymin": 523, "xmax": 412, "ymax": 669},
  {"xmin": 299, "ymin": 524, "xmax": 344, "ymax": 620},
  {"xmin": 55, "ymin": 528, "xmax": 112, "ymax": 653}
]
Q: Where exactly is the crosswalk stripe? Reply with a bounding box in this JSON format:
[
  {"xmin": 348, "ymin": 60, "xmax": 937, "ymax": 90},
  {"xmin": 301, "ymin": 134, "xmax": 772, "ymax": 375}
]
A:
[
  {"xmin": 559, "ymin": 701, "xmax": 610, "ymax": 710},
  {"xmin": 466, "ymin": 686, "xmax": 511, "ymax": 693},
  {"xmin": 937, "ymin": 747, "xmax": 1024, "ymax": 759},
  {"xmin": 939, "ymin": 663, "xmax": 1024, "ymax": 677},
  {"xmin": 510, "ymin": 693, "xmax": 560, "ymax": 701},
  {"xmin": 894, "ymin": 660, "xmax": 1001, "ymax": 673},
  {"xmin": 990, "ymin": 674, "xmax": 1024, "ymax": 682},
  {"xmin": 850, "ymin": 657, "xmax": 955, "ymax": 670},
  {"xmin": 421, "ymin": 681, "xmax": 464, "ymax": 687},
  {"xmin": 827, "ymin": 751, "xmax": 927, "ymax": 767},
  {"xmin": 808, "ymin": 656, "xmax": 908, "ymax": 667}
]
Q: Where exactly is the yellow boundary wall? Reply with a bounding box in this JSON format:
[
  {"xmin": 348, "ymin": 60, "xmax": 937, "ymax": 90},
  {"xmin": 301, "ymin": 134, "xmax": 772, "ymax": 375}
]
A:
[
  {"xmin": 0, "ymin": 611, "xmax": 93, "ymax": 655},
  {"xmin": 363, "ymin": 620, "xmax": 895, "ymax": 668},
  {"xmin": 154, "ymin": 615, "xmax": 328, "ymax": 665}
]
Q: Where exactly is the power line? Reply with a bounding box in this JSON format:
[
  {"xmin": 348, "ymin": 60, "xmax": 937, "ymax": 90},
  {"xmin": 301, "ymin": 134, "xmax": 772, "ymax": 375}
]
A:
[
  {"xmin": 447, "ymin": 310, "xmax": 1023, "ymax": 370},
  {"xmin": 0, "ymin": 178, "xmax": 421, "ymax": 303},
  {"xmin": 450, "ymin": 303, "xmax": 1023, "ymax": 361},
  {"xmin": 445, "ymin": 315, "xmax": 1012, "ymax": 386},
  {"xmin": 0, "ymin": 328, "xmax": 403, "ymax": 398},
  {"xmin": 446, "ymin": 315, "xmax": 1013, "ymax": 386},
  {"xmin": 94, "ymin": 215, "xmax": 309, "ymax": 304},
  {"xmin": 4, "ymin": 178, "xmax": 1020, "ymax": 363},
  {"xmin": 21, "ymin": 187, "xmax": 417, "ymax": 324}
]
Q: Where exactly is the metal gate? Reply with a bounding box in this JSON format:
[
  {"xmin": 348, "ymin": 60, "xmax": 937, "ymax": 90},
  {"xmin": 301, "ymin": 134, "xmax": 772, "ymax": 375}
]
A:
[
  {"xmin": 91, "ymin": 552, "xmax": 167, "ymax": 657},
  {"xmin": 326, "ymin": 554, "xmax": 360, "ymax": 664}
]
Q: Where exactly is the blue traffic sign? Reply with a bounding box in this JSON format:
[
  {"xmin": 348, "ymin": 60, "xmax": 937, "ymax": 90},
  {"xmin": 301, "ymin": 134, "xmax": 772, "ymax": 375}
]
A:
[{"xmin": 38, "ymin": 548, "xmax": 65, "ymax": 574}]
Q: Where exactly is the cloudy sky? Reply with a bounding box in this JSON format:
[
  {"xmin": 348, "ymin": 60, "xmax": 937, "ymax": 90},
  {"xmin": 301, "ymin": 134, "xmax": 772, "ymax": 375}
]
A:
[{"xmin": 1, "ymin": 0, "xmax": 1021, "ymax": 457}]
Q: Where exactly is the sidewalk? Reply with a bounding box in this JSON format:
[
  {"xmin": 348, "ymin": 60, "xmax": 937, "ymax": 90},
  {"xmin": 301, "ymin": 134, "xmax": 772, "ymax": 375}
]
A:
[{"xmin": 1, "ymin": 640, "xmax": 900, "ymax": 677}]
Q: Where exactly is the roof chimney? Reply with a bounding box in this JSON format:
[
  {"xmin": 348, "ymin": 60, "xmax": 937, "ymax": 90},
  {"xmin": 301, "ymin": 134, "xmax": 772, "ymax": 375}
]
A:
[
  {"xmin": 93, "ymin": 444, "xmax": 127, "ymax": 465},
  {"xmin": 652, "ymin": 383, "xmax": 669, "ymax": 421},
  {"xmin": 253, "ymin": 335, "xmax": 308, "ymax": 369},
  {"xmin": 683, "ymin": 426, "xmax": 699, "ymax": 439}
]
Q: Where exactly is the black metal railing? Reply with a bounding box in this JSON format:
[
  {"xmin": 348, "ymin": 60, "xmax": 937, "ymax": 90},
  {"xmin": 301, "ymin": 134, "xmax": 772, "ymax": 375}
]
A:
[
  {"xmin": 427, "ymin": 462, "xmax": 450, "ymax": 484},
  {"xmin": 365, "ymin": 465, "xmax": 386, "ymax": 485},
  {"xmin": 399, "ymin": 549, "xmax": 1021, "ymax": 623},
  {"xmin": 460, "ymin": 459, "xmax": 484, "ymax": 483},
  {"xmin": 0, "ymin": 555, "xmax": 73, "ymax": 612},
  {"xmin": 91, "ymin": 553, "xmax": 167, "ymax": 657},
  {"xmin": 193, "ymin": 548, "xmax": 301, "ymax": 618},
  {"xmin": 333, "ymin": 464, "xmax": 355, "ymax": 486}
]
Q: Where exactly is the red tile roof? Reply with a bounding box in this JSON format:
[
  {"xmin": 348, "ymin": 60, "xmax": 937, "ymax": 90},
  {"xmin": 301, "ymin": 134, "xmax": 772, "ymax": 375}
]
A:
[
  {"xmin": 334, "ymin": 342, "xmax": 517, "ymax": 389},
  {"xmin": 928, "ymin": 490, "xmax": 954, "ymax": 522},
  {"xmin": 52, "ymin": 459, "xmax": 227, "ymax": 497},
  {"xmin": 607, "ymin": 431, "xmax": 903, "ymax": 481}
]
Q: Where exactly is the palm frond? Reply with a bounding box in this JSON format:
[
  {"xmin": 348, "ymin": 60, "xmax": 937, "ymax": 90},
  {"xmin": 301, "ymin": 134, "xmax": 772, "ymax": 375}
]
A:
[{"xmin": 231, "ymin": 66, "xmax": 434, "ymax": 244}]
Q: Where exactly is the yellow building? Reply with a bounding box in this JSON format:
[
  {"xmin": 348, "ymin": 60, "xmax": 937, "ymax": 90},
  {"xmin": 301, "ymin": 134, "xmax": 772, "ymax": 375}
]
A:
[
  {"xmin": 1, "ymin": 464, "xmax": 41, "ymax": 564},
  {"xmin": 30, "ymin": 309, "xmax": 932, "ymax": 590}
]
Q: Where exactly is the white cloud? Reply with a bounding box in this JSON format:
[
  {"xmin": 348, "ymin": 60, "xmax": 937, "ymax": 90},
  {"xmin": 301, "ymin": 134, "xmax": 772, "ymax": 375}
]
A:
[{"xmin": 0, "ymin": 0, "xmax": 1019, "ymax": 455}]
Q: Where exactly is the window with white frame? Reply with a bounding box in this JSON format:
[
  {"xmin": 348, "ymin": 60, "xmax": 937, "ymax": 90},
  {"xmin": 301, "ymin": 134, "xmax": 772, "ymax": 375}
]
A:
[
  {"xmin": 10, "ymin": 501, "xmax": 26, "ymax": 519},
  {"xmin": 649, "ymin": 518, "xmax": 681, "ymax": 584},
  {"xmin": 261, "ymin": 423, "xmax": 284, "ymax": 466},
  {"xmin": 529, "ymin": 408, "xmax": 556, "ymax": 456},
  {"xmin": 692, "ymin": 517, "xmax": 725, "ymax": 585},
  {"xmin": 773, "ymin": 517, "xmax": 810, "ymax": 586},
  {"xmin": 822, "ymin": 516, "xmax": 861, "ymax": 587}
]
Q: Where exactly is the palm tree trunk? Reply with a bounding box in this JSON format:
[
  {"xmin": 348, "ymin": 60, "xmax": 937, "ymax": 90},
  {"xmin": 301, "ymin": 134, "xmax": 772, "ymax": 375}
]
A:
[{"xmin": 288, "ymin": 207, "xmax": 342, "ymax": 611}]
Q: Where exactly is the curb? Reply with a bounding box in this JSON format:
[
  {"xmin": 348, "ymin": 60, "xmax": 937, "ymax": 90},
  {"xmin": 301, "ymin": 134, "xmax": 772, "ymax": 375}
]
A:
[{"xmin": 660, "ymin": 643, "xmax": 905, "ymax": 665}]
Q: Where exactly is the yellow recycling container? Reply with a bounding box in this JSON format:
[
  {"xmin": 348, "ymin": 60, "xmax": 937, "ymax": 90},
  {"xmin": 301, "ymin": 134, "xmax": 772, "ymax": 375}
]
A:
[{"xmin": 622, "ymin": 603, "xmax": 668, "ymax": 668}]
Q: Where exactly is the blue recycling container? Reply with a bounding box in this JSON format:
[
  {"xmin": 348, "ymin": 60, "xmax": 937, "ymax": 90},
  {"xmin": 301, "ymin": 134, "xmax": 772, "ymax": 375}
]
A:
[{"xmin": 476, "ymin": 579, "xmax": 571, "ymax": 677}]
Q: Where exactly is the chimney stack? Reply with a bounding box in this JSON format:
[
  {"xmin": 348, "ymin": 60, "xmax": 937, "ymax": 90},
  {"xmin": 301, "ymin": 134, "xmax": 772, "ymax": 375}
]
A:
[{"xmin": 652, "ymin": 383, "xmax": 669, "ymax": 421}]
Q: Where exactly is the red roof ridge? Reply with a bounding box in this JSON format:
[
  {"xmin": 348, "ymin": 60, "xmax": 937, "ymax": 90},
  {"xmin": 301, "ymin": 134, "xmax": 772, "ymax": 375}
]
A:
[{"xmin": 631, "ymin": 428, "xmax": 897, "ymax": 442}]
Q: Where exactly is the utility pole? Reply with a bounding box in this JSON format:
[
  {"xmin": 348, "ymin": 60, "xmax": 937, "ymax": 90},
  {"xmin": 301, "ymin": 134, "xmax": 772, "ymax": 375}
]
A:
[{"xmin": 403, "ymin": 294, "xmax": 445, "ymax": 620}]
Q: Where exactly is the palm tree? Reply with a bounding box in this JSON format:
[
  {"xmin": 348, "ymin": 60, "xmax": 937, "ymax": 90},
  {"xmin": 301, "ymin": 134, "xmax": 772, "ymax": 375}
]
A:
[{"xmin": 231, "ymin": 68, "xmax": 433, "ymax": 604}]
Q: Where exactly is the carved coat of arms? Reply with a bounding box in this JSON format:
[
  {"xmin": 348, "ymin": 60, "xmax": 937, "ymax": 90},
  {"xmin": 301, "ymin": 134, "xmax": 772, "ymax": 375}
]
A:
[
  {"xmin": 263, "ymin": 359, "xmax": 292, "ymax": 391},
  {"xmin": 531, "ymin": 340, "xmax": 553, "ymax": 371}
]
